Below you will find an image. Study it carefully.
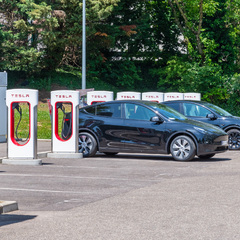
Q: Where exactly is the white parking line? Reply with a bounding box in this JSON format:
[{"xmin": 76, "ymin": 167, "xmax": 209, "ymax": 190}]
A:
[
  {"xmin": 44, "ymin": 165, "xmax": 136, "ymax": 170},
  {"xmin": 0, "ymin": 173, "xmax": 162, "ymax": 182},
  {"xmin": 0, "ymin": 187, "xmax": 100, "ymax": 194}
]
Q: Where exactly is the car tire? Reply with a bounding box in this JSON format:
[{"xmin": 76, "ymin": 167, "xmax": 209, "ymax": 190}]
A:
[
  {"xmin": 170, "ymin": 135, "xmax": 196, "ymax": 161},
  {"xmin": 198, "ymin": 154, "xmax": 215, "ymax": 159},
  {"xmin": 227, "ymin": 129, "xmax": 240, "ymax": 150},
  {"xmin": 78, "ymin": 132, "xmax": 97, "ymax": 157},
  {"xmin": 103, "ymin": 152, "xmax": 118, "ymax": 156}
]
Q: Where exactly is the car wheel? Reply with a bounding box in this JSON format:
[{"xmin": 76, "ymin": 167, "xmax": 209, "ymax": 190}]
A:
[
  {"xmin": 198, "ymin": 154, "xmax": 215, "ymax": 159},
  {"xmin": 103, "ymin": 152, "xmax": 118, "ymax": 156},
  {"xmin": 170, "ymin": 135, "xmax": 196, "ymax": 161},
  {"xmin": 227, "ymin": 129, "xmax": 240, "ymax": 150},
  {"xmin": 78, "ymin": 132, "xmax": 97, "ymax": 157}
]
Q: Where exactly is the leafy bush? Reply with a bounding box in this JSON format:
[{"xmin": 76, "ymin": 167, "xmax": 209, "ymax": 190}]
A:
[
  {"xmin": 152, "ymin": 57, "xmax": 240, "ymax": 116},
  {"xmin": 223, "ymin": 74, "xmax": 240, "ymax": 116}
]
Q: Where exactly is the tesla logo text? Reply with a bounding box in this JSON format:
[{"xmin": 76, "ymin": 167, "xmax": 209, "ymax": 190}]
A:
[
  {"xmin": 11, "ymin": 94, "xmax": 29, "ymax": 98},
  {"xmin": 121, "ymin": 95, "xmax": 136, "ymax": 99},
  {"xmin": 91, "ymin": 95, "xmax": 107, "ymax": 98},
  {"xmin": 56, "ymin": 95, "xmax": 72, "ymax": 98},
  {"xmin": 185, "ymin": 96, "xmax": 196, "ymax": 99},
  {"xmin": 145, "ymin": 95, "xmax": 159, "ymax": 99},
  {"xmin": 166, "ymin": 96, "xmax": 180, "ymax": 98}
]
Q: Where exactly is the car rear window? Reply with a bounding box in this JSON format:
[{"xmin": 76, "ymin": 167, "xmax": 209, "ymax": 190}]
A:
[
  {"xmin": 83, "ymin": 104, "xmax": 122, "ymax": 118},
  {"xmin": 84, "ymin": 106, "xmax": 96, "ymax": 115}
]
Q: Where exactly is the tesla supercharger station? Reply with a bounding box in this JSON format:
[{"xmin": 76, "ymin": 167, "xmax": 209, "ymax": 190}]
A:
[
  {"xmin": 142, "ymin": 92, "xmax": 164, "ymax": 103},
  {"xmin": 0, "ymin": 72, "xmax": 7, "ymax": 143},
  {"xmin": 87, "ymin": 91, "xmax": 113, "ymax": 105},
  {"xmin": 48, "ymin": 90, "xmax": 82, "ymax": 159},
  {"xmin": 164, "ymin": 92, "xmax": 184, "ymax": 101},
  {"xmin": 3, "ymin": 89, "xmax": 41, "ymax": 165},
  {"xmin": 116, "ymin": 91, "xmax": 141, "ymax": 100},
  {"xmin": 184, "ymin": 92, "xmax": 201, "ymax": 101}
]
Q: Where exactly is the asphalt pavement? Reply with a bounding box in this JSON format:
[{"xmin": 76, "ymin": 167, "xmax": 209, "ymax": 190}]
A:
[{"xmin": 0, "ymin": 141, "xmax": 240, "ymax": 240}]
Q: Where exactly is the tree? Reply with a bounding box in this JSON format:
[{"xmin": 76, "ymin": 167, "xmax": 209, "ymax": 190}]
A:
[
  {"xmin": 0, "ymin": 0, "xmax": 61, "ymax": 72},
  {"xmin": 167, "ymin": 0, "xmax": 220, "ymax": 62},
  {"xmin": 0, "ymin": 0, "xmax": 120, "ymax": 73}
]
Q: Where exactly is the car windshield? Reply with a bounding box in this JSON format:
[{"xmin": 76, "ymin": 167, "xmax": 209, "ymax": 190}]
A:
[
  {"xmin": 204, "ymin": 102, "xmax": 232, "ymax": 117},
  {"xmin": 144, "ymin": 102, "xmax": 187, "ymax": 120}
]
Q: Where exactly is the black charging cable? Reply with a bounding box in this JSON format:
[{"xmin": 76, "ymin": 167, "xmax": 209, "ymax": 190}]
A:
[
  {"xmin": 57, "ymin": 103, "xmax": 72, "ymax": 139},
  {"xmin": 12, "ymin": 103, "xmax": 30, "ymax": 142},
  {"xmin": 12, "ymin": 103, "xmax": 22, "ymax": 141}
]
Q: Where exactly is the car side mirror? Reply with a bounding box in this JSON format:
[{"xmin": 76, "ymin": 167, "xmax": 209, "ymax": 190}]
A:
[
  {"xmin": 206, "ymin": 113, "xmax": 216, "ymax": 120},
  {"xmin": 151, "ymin": 116, "xmax": 164, "ymax": 123}
]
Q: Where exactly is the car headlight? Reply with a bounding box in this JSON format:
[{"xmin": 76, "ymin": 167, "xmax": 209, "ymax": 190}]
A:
[{"xmin": 193, "ymin": 126, "xmax": 207, "ymax": 134}]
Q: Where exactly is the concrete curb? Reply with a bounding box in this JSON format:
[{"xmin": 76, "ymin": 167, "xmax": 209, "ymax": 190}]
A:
[
  {"xmin": 47, "ymin": 152, "xmax": 83, "ymax": 159},
  {"xmin": 37, "ymin": 151, "xmax": 51, "ymax": 158},
  {"xmin": 0, "ymin": 201, "xmax": 18, "ymax": 214},
  {"xmin": 37, "ymin": 139, "xmax": 51, "ymax": 142},
  {"xmin": 2, "ymin": 158, "xmax": 42, "ymax": 166}
]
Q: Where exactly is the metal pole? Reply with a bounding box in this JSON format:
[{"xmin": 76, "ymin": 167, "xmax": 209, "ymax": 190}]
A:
[{"xmin": 82, "ymin": 0, "xmax": 86, "ymax": 90}]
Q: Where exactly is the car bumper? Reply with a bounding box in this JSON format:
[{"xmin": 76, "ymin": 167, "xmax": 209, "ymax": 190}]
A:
[{"xmin": 197, "ymin": 135, "xmax": 229, "ymax": 155}]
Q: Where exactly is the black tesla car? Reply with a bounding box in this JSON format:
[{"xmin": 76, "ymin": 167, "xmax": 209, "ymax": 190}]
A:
[
  {"xmin": 68, "ymin": 100, "xmax": 228, "ymax": 161},
  {"xmin": 162, "ymin": 100, "xmax": 240, "ymax": 150}
]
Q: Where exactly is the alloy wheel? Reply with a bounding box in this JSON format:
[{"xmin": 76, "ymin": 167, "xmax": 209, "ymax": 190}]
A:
[
  {"xmin": 228, "ymin": 129, "xmax": 240, "ymax": 150},
  {"xmin": 78, "ymin": 132, "xmax": 97, "ymax": 157},
  {"xmin": 170, "ymin": 135, "xmax": 196, "ymax": 161}
]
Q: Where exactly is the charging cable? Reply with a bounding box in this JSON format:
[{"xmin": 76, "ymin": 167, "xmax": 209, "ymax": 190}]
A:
[{"xmin": 57, "ymin": 103, "xmax": 72, "ymax": 139}]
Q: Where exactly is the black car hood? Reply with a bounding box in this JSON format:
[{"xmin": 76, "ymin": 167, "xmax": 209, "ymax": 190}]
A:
[
  {"xmin": 172, "ymin": 118, "xmax": 226, "ymax": 134},
  {"xmin": 223, "ymin": 115, "xmax": 240, "ymax": 121}
]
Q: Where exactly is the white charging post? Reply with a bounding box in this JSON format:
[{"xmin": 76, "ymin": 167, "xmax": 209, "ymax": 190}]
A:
[
  {"xmin": 0, "ymin": 72, "xmax": 7, "ymax": 143},
  {"xmin": 48, "ymin": 90, "xmax": 82, "ymax": 159},
  {"xmin": 3, "ymin": 89, "xmax": 41, "ymax": 165},
  {"xmin": 87, "ymin": 91, "xmax": 113, "ymax": 105},
  {"xmin": 184, "ymin": 92, "xmax": 201, "ymax": 101},
  {"xmin": 116, "ymin": 91, "xmax": 141, "ymax": 100},
  {"xmin": 142, "ymin": 92, "xmax": 164, "ymax": 103},
  {"xmin": 164, "ymin": 92, "xmax": 184, "ymax": 101}
]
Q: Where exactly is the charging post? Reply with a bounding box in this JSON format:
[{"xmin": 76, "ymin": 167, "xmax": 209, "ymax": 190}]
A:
[
  {"xmin": 0, "ymin": 72, "xmax": 7, "ymax": 143},
  {"xmin": 48, "ymin": 90, "xmax": 83, "ymax": 159},
  {"xmin": 3, "ymin": 89, "xmax": 41, "ymax": 165}
]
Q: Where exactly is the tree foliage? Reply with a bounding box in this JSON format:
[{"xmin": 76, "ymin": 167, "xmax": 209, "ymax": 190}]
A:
[
  {"xmin": 1, "ymin": 0, "xmax": 240, "ymax": 114},
  {"xmin": 0, "ymin": 0, "xmax": 120, "ymax": 71}
]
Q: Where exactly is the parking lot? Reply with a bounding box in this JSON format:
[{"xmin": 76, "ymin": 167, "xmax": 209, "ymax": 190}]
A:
[{"xmin": 1, "ymin": 141, "xmax": 240, "ymax": 240}]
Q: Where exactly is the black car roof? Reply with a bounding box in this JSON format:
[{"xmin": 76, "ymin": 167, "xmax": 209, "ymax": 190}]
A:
[
  {"xmin": 86, "ymin": 100, "xmax": 165, "ymax": 106},
  {"xmin": 163, "ymin": 100, "xmax": 208, "ymax": 105}
]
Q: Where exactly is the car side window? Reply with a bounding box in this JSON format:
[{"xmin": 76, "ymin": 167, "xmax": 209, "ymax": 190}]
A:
[
  {"xmin": 165, "ymin": 102, "xmax": 180, "ymax": 112},
  {"xmin": 84, "ymin": 106, "xmax": 96, "ymax": 115},
  {"xmin": 96, "ymin": 103, "xmax": 122, "ymax": 118},
  {"xmin": 124, "ymin": 103, "xmax": 156, "ymax": 121},
  {"xmin": 183, "ymin": 103, "xmax": 211, "ymax": 117}
]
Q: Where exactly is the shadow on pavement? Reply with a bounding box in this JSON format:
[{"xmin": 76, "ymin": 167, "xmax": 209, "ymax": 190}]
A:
[
  {"xmin": 41, "ymin": 162, "xmax": 54, "ymax": 165},
  {"xmin": 95, "ymin": 153, "xmax": 173, "ymax": 161},
  {"xmin": 0, "ymin": 214, "xmax": 37, "ymax": 227},
  {"xmin": 94, "ymin": 153, "xmax": 232, "ymax": 162},
  {"xmin": 192, "ymin": 157, "xmax": 232, "ymax": 162}
]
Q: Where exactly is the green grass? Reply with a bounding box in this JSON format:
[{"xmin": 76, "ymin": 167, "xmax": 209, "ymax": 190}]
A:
[
  {"xmin": 37, "ymin": 103, "xmax": 52, "ymax": 139},
  {"xmin": 13, "ymin": 103, "xmax": 52, "ymax": 140}
]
